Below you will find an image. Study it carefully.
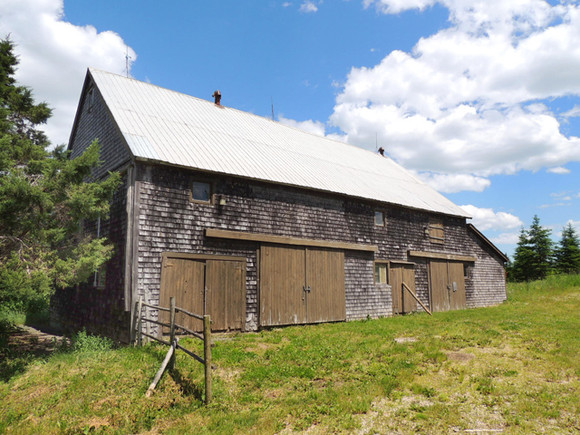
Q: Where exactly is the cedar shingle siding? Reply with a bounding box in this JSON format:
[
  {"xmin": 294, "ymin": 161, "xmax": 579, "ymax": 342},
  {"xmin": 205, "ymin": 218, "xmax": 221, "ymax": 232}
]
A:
[{"xmin": 51, "ymin": 71, "xmax": 507, "ymax": 341}]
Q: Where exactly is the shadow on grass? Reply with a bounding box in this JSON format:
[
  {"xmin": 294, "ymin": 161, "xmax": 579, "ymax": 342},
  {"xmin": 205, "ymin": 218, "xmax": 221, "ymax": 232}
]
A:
[
  {"xmin": 0, "ymin": 325, "xmax": 58, "ymax": 382},
  {"xmin": 170, "ymin": 368, "xmax": 204, "ymax": 400}
]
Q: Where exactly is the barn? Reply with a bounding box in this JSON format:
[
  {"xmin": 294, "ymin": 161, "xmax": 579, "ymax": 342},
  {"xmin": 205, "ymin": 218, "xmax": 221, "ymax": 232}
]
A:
[{"xmin": 51, "ymin": 69, "xmax": 508, "ymax": 342}]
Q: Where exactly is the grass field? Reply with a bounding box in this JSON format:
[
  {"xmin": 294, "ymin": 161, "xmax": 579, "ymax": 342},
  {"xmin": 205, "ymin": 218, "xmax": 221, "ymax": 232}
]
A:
[{"xmin": 1, "ymin": 275, "xmax": 579, "ymax": 434}]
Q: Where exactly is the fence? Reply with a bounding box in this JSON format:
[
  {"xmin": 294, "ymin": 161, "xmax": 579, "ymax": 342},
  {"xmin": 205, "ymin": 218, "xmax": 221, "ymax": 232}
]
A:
[
  {"xmin": 402, "ymin": 282, "xmax": 432, "ymax": 315},
  {"xmin": 131, "ymin": 296, "xmax": 212, "ymax": 404}
]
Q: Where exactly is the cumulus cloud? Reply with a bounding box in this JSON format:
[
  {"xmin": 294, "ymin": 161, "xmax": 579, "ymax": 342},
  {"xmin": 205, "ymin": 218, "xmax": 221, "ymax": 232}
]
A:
[
  {"xmin": 547, "ymin": 166, "xmax": 571, "ymax": 174},
  {"xmin": 279, "ymin": 115, "xmax": 326, "ymax": 136},
  {"xmin": 0, "ymin": 0, "xmax": 136, "ymax": 146},
  {"xmin": 330, "ymin": 0, "xmax": 580, "ymax": 190},
  {"xmin": 491, "ymin": 232, "xmax": 520, "ymax": 245},
  {"xmin": 415, "ymin": 172, "xmax": 491, "ymax": 193},
  {"xmin": 300, "ymin": 1, "xmax": 319, "ymax": 13},
  {"xmin": 460, "ymin": 205, "xmax": 523, "ymax": 231}
]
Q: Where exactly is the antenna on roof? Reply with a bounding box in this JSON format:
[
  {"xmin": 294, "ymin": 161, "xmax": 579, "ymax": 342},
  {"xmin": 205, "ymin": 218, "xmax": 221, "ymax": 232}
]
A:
[
  {"xmin": 271, "ymin": 97, "xmax": 275, "ymax": 121},
  {"xmin": 124, "ymin": 46, "xmax": 132, "ymax": 78}
]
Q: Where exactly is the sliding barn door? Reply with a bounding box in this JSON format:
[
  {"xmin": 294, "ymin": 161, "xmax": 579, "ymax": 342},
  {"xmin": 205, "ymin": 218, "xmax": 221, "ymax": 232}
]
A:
[
  {"xmin": 306, "ymin": 248, "xmax": 346, "ymax": 323},
  {"xmin": 429, "ymin": 260, "xmax": 466, "ymax": 312},
  {"xmin": 160, "ymin": 254, "xmax": 246, "ymax": 332},
  {"xmin": 260, "ymin": 245, "xmax": 346, "ymax": 327}
]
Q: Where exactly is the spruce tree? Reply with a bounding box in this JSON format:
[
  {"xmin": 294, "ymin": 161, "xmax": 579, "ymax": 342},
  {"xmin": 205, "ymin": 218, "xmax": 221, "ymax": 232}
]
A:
[
  {"xmin": 0, "ymin": 39, "xmax": 120, "ymax": 313},
  {"xmin": 510, "ymin": 227, "xmax": 534, "ymax": 282},
  {"xmin": 527, "ymin": 215, "xmax": 553, "ymax": 280},
  {"xmin": 510, "ymin": 215, "xmax": 553, "ymax": 282},
  {"xmin": 554, "ymin": 223, "xmax": 580, "ymax": 274}
]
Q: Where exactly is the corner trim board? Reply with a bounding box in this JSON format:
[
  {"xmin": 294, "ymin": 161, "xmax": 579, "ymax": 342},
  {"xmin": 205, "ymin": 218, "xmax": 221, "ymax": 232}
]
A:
[{"xmin": 205, "ymin": 228, "xmax": 379, "ymax": 253}]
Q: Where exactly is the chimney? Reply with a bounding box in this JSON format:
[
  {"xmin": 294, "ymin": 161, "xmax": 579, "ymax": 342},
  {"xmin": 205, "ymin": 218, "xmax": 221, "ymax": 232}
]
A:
[{"xmin": 212, "ymin": 90, "xmax": 222, "ymax": 105}]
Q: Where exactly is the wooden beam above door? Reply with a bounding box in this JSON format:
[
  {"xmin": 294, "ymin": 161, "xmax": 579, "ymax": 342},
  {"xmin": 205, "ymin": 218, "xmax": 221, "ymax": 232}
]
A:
[
  {"xmin": 408, "ymin": 250, "xmax": 477, "ymax": 262},
  {"xmin": 206, "ymin": 228, "xmax": 379, "ymax": 253}
]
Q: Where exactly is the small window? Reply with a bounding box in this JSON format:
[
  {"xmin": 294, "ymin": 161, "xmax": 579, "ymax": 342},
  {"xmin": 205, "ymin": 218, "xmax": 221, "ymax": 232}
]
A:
[
  {"xmin": 375, "ymin": 211, "xmax": 385, "ymax": 226},
  {"xmin": 375, "ymin": 262, "xmax": 388, "ymax": 284},
  {"xmin": 192, "ymin": 181, "xmax": 212, "ymax": 203}
]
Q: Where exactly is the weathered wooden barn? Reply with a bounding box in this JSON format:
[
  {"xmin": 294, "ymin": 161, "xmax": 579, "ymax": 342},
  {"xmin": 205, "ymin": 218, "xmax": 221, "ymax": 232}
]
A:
[{"xmin": 52, "ymin": 69, "xmax": 508, "ymax": 342}]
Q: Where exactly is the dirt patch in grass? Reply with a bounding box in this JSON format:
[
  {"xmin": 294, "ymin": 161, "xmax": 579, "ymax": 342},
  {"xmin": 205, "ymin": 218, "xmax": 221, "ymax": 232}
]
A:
[
  {"xmin": 447, "ymin": 351, "xmax": 475, "ymax": 362},
  {"xmin": 5, "ymin": 325, "xmax": 65, "ymax": 356}
]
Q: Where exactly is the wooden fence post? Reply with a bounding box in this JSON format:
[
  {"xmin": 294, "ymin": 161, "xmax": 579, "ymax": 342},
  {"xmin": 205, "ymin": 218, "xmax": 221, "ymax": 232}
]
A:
[
  {"xmin": 203, "ymin": 314, "xmax": 212, "ymax": 404},
  {"xmin": 136, "ymin": 298, "xmax": 143, "ymax": 346},
  {"xmin": 131, "ymin": 300, "xmax": 138, "ymax": 345},
  {"xmin": 169, "ymin": 297, "xmax": 176, "ymax": 371}
]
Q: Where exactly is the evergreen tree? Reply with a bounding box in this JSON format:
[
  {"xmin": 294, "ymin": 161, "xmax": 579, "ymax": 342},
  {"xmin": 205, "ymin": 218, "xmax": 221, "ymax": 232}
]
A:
[
  {"xmin": 510, "ymin": 227, "xmax": 534, "ymax": 282},
  {"xmin": 527, "ymin": 215, "xmax": 553, "ymax": 280},
  {"xmin": 0, "ymin": 39, "xmax": 120, "ymax": 313},
  {"xmin": 510, "ymin": 215, "xmax": 553, "ymax": 282},
  {"xmin": 554, "ymin": 223, "xmax": 580, "ymax": 274}
]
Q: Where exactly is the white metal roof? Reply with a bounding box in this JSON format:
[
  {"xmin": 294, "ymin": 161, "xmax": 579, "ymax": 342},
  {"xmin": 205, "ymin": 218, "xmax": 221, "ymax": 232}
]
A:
[{"xmin": 88, "ymin": 68, "xmax": 470, "ymax": 218}]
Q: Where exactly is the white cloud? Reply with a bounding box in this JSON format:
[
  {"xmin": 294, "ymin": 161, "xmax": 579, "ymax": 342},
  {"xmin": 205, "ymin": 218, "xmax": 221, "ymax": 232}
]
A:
[
  {"xmin": 460, "ymin": 205, "xmax": 523, "ymax": 231},
  {"xmin": 539, "ymin": 202, "xmax": 570, "ymax": 209},
  {"xmin": 363, "ymin": 0, "xmax": 437, "ymax": 14},
  {"xmin": 491, "ymin": 232, "xmax": 520, "ymax": 245},
  {"xmin": 300, "ymin": 1, "xmax": 319, "ymax": 13},
  {"xmin": 562, "ymin": 105, "xmax": 580, "ymax": 118},
  {"xmin": 416, "ymin": 172, "xmax": 491, "ymax": 193},
  {"xmin": 329, "ymin": 1, "xmax": 580, "ymax": 190},
  {"xmin": 0, "ymin": 0, "xmax": 136, "ymax": 146},
  {"xmin": 279, "ymin": 115, "xmax": 326, "ymax": 136},
  {"xmin": 547, "ymin": 166, "xmax": 571, "ymax": 174}
]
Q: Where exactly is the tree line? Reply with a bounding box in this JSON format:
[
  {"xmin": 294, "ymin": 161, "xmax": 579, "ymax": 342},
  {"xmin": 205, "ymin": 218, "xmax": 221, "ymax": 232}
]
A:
[{"xmin": 508, "ymin": 215, "xmax": 580, "ymax": 282}]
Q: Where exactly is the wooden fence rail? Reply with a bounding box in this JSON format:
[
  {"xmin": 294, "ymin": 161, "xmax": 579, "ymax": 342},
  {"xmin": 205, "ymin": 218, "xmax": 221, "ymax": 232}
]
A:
[
  {"xmin": 402, "ymin": 282, "xmax": 432, "ymax": 316},
  {"xmin": 131, "ymin": 296, "xmax": 212, "ymax": 404}
]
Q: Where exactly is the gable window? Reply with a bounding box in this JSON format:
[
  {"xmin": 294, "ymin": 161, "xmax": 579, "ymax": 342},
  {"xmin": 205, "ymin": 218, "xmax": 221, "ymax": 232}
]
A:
[
  {"xmin": 428, "ymin": 218, "xmax": 444, "ymax": 244},
  {"xmin": 192, "ymin": 181, "xmax": 212, "ymax": 203},
  {"xmin": 374, "ymin": 262, "xmax": 388, "ymax": 284},
  {"xmin": 374, "ymin": 211, "xmax": 385, "ymax": 226}
]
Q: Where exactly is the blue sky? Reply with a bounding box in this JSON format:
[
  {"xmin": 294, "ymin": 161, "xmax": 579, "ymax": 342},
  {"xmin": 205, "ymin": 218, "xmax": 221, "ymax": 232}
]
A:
[{"xmin": 1, "ymin": 0, "xmax": 579, "ymax": 258}]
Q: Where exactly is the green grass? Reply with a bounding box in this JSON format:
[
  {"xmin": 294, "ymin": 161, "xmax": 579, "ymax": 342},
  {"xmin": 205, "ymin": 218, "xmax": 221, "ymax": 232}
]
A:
[{"xmin": 1, "ymin": 274, "xmax": 579, "ymax": 434}]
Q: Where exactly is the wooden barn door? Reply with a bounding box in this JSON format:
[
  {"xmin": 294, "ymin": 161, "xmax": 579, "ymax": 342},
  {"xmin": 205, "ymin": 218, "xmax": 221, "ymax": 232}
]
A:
[
  {"xmin": 306, "ymin": 248, "xmax": 346, "ymax": 323},
  {"xmin": 206, "ymin": 259, "xmax": 246, "ymax": 331},
  {"xmin": 160, "ymin": 254, "xmax": 246, "ymax": 332},
  {"xmin": 260, "ymin": 245, "xmax": 345, "ymax": 327},
  {"xmin": 390, "ymin": 264, "xmax": 417, "ymax": 314},
  {"xmin": 429, "ymin": 260, "xmax": 466, "ymax": 312}
]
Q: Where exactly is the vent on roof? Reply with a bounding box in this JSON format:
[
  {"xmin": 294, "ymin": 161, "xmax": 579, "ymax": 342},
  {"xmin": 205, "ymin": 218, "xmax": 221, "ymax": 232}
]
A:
[{"xmin": 212, "ymin": 90, "xmax": 221, "ymax": 105}]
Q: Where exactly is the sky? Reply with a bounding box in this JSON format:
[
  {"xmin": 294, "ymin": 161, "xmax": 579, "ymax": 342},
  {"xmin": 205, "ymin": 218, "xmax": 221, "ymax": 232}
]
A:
[{"xmin": 1, "ymin": 0, "xmax": 579, "ymax": 258}]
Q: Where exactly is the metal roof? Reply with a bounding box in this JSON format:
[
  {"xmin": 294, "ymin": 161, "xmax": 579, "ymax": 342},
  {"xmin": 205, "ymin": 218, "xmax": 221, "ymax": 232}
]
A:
[{"xmin": 88, "ymin": 68, "xmax": 470, "ymax": 218}]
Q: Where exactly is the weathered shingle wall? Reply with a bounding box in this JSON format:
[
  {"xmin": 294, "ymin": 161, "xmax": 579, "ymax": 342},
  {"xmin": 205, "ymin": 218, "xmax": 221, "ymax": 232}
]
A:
[
  {"xmin": 69, "ymin": 81, "xmax": 132, "ymax": 178},
  {"xmin": 51, "ymin": 83, "xmax": 131, "ymax": 341},
  {"xmin": 135, "ymin": 163, "xmax": 506, "ymax": 330},
  {"xmin": 465, "ymin": 230, "xmax": 507, "ymax": 307},
  {"xmin": 51, "ymin": 174, "xmax": 130, "ymax": 341}
]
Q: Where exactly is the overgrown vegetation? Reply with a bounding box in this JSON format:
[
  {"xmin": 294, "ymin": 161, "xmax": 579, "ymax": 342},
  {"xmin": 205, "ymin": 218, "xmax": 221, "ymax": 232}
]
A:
[
  {"xmin": 1, "ymin": 275, "xmax": 579, "ymax": 433},
  {"xmin": 0, "ymin": 38, "xmax": 120, "ymax": 318},
  {"xmin": 509, "ymin": 215, "xmax": 580, "ymax": 282}
]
